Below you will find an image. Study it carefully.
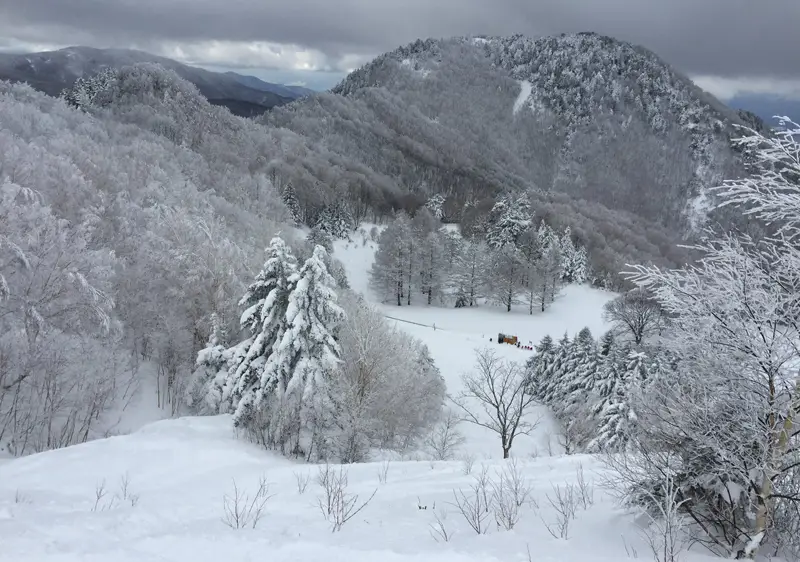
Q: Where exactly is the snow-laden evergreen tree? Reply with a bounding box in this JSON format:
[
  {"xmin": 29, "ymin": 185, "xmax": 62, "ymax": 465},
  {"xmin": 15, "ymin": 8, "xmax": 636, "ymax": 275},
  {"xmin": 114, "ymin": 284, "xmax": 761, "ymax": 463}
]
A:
[
  {"xmin": 223, "ymin": 237, "xmax": 298, "ymax": 429},
  {"xmin": 281, "ymin": 183, "xmax": 302, "ymax": 225},
  {"xmin": 587, "ymin": 350, "xmax": 647, "ymax": 452},
  {"xmin": 563, "ymin": 327, "xmax": 599, "ymax": 409},
  {"xmin": 316, "ymin": 204, "xmax": 352, "ymax": 239},
  {"xmin": 61, "ymin": 68, "xmax": 119, "ymax": 110},
  {"xmin": 559, "ymin": 227, "xmax": 589, "ymax": 284},
  {"xmin": 599, "ymin": 330, "xmax": 615, "ymax": 356},
  {"xmin": 485, "ymin": 194, "xmax": 531, "ymax": 249},
  {"xmin": 186, "ymin": 312, "xmax": 230, "ymax": 413},
  {"xmin": 425, "ymin": 193, "xmax": 445, "ymax": 220},
  {"xmin": 264, "ymin": 245, "xmax": 345, "ymax": 459},
  {"xmin": 535, "ymin": 333, "xmax": 571, "ymax": 404},
  {"xmin": 306, "ymin": 225, "xmax": 333, "ymax": 252},
  {"xmin": 525, "ymin": 334, "xmax": 555, "ymax": 397},
  {"xmin": 537, "ymin": 220, "xmax": 557, "ymax": 250}
]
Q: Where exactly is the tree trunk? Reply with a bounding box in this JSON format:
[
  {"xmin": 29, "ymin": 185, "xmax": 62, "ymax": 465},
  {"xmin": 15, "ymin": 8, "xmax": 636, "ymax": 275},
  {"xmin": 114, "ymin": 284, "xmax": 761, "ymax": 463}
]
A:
[{"xmin": 747, "ymin": 375, "xmax": 799, "ymax": 558}]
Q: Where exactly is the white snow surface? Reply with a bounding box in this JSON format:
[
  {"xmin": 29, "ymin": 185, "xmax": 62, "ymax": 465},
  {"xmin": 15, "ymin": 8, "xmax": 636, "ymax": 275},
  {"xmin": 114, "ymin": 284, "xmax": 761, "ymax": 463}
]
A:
[
  {"xmin": 513, "ymin": 80, "xmax": 533, "ymax": 115},
  {"xmin": 0, "ymin": 224, "xmax": 717, "ymax": 562},
  {"xmin": 334, "ymin": 229, "xmax": 615, "ymax": 458}
]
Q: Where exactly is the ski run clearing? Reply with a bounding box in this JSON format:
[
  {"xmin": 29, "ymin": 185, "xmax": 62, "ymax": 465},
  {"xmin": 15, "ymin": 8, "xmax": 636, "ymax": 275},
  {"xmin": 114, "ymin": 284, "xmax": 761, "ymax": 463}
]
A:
[
  {"xmin": 0, "ymin": 226, "xmax": 714, "ymax": 562},
  {"xmin": 513, "ymin": 80, "xmax": 533, "ymax": 115}
]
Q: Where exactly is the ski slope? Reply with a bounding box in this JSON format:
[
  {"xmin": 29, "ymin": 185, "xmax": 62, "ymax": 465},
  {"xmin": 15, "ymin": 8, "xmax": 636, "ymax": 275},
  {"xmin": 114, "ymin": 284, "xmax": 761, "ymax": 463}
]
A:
[{"xmin": 0, "ymin": 225, "xmax": 716, "ymax": 562}]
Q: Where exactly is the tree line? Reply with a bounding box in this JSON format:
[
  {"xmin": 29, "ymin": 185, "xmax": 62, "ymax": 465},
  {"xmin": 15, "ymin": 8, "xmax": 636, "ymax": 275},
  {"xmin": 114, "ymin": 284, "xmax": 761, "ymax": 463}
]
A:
[{"xmin": 369, "ymin": 194, "xmax": 589, "ymax": 311}]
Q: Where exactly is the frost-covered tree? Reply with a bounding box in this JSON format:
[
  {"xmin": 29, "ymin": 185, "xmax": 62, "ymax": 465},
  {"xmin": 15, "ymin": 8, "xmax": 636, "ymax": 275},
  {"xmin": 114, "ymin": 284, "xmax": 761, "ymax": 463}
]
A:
[
  {"xmin": 489, "ymin": 243, "xmax": 524, "ymax": 312},
  {"xmin": 485, "ymin": 194, "xmax": 531, "ymax": 249},
  {"xmin": 369, "ymin": 218, "xmax": 410, "ymax": 305},
  {"xmin": 426, "ymin": 193, "xmax": 446, "ymax": 220},
  {"xmin": 333, "ymin": 293, "xmax": 445, "ymax": 461},
  {"xmin": 219, "ymin": 237, "xmax": 298, "ymax": 428},
  {"xmin": 451, "ymin": 237, "xmax": 488, "ymax": 307},
  {"xmin": 417, "ymin": 229, "xmax": 448, "ymax": 305},
  {"xmin": 603, "ymin": 288, "xmax": 665, "ymax": 346},
  {"xmin": 612, "ymin": 120, "xmax": 800, "ymax": 558},
  {"xmin": 528, "ymin": 232, "xmax": 563, "ymax": 313},
  {"xmin": 264, "ymin": 245, "xmax": 345, "ymax": 459}
]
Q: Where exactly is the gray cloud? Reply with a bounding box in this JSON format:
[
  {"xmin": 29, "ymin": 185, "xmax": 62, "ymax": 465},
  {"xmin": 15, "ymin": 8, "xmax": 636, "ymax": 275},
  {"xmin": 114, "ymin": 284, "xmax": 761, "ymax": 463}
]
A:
[{"xmin": 0, "ymin": 0, "xmax": 798, "ymax": 80}]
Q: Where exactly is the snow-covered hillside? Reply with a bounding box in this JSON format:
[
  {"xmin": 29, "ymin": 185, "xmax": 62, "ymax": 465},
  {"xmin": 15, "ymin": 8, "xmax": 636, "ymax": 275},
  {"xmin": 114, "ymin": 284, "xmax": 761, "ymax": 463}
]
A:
[
  {"xmin": 0, "ymin": 415, "xmax": 666, "ymax": 562},
  {"xmin": 0, "ymin": 227, "xmax": 688, "ymax": 562}
]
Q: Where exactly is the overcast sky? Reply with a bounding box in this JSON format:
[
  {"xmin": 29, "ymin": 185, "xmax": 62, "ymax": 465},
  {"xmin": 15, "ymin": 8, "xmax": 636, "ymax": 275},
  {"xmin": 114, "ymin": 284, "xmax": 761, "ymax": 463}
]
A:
[{"xmin": 0, "ymin": 0, "xmax": 798, "ymax": 97}]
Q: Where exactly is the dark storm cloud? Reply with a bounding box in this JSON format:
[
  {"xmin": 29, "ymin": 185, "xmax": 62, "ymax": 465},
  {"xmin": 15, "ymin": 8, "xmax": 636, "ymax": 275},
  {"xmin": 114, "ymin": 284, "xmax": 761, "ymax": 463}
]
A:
[{"xmin": 0, "ymin": 0, "xmax": 797, "ymax": 79}]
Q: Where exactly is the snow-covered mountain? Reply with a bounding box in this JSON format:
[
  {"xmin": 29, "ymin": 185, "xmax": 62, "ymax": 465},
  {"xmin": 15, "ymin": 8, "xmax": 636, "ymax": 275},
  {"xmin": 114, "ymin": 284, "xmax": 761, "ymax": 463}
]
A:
[
  {"xmin": 269, "ymin": 32, "xmax": 752, "ymax": 233},
  {"xmin": 0, "ymin": 46, "xmax": 309, "ymax": 117}
]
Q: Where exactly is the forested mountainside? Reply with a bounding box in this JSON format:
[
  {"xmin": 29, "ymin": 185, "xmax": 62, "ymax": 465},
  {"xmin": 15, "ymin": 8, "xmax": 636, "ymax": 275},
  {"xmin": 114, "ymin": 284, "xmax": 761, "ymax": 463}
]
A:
[
  {"xmin": 0, "ymin": 46, "xmax": 306, "ymax": 117},
  {"xmin": 270, "ymin": 33, "xmax": 750, "ymax": 233},
  {"xmin": 0, "ymin": 32, "xmax": 774, "ymax": 454}
]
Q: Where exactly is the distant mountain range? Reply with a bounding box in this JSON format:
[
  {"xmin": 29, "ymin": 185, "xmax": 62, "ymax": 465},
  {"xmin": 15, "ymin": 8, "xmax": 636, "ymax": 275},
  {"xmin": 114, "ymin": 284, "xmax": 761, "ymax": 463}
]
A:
[
  {"xmin": 727, "ymin": 93, "xmax": 800, "ymax": 127},
  {"xmin": 0, "ymin": 46, "xmax": 313, "ymax": 117}
]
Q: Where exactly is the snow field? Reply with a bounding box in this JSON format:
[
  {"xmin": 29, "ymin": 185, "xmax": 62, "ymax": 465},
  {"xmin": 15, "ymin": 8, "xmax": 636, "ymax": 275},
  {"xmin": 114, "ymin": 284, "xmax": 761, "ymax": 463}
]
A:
[
  {"xmin": 333, "ymin": 230, "xmax": 616, "ymax": 459},
  {"xmin": 0, "ymin": 223, "xmax": 689, "ymax": 562},
  {"xmin": 0, "ymin": 416, "xmax": 651, "ymax": 562}
]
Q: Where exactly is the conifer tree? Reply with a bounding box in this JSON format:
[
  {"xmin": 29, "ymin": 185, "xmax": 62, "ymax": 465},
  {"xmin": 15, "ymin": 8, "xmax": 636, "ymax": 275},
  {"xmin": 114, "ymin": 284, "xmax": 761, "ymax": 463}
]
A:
[
  {"xmin": 265, "ymin": 245, "xmax": 345, "ymax": 459},
  {"xmin": 485, "ymin": 194, "xmax": 531, "ymax": 249},
  {"xmin": 587, "ymin": 350, "xmax": 647, "ymax": 452},
  {"xmin": 281, "ymin": 183, "xmax": 302, "ymax": 225},
  {"xmin": 227, "ymin": 237, "xmax": 298, "ymax": 429}
]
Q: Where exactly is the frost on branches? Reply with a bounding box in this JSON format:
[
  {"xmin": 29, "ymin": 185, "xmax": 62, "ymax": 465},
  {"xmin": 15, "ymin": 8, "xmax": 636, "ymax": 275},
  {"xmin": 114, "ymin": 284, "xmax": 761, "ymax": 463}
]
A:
[
  {"xmin": 270, "ymin": 245, "xmax": 345, "ymax": 460},
  {"xmin": 611, "ymin": 119, "xmax": 800, "ymax": 559},
  {"xmin": 369, "ymin": 208, "xmax": 587, "ymax": 312},
  {"xmin": 485, "ymin": 194, "xmax": 531, "ymax": 250},
  {"xmin": 188, "ymin": 237, "xmax": 298, "ymax": 422}
]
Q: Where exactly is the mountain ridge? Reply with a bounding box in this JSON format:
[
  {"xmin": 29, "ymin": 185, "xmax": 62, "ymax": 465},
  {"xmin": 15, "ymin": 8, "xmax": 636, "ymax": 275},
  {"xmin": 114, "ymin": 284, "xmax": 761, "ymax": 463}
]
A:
[
  {"xmin": 0, "ymin": 45, "xmax": 310, "ymax": 117},
  {"xmin": 276, "ymin": 32, "xmax": 749, "ymax": 233}
]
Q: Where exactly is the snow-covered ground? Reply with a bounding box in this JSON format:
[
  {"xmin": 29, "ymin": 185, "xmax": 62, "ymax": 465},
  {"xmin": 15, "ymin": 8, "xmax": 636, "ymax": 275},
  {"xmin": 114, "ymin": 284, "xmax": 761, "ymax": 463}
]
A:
[
  {"xmin": 512, "ymin": 80, "xmax": 533, "ymax": 115},
  {"xmin": 0, "ymin": 224, "xmax": 712, "ymax": 562},
  {"xmin": 0, "ymin": 415, "xmax": 664, "ymax": 562},
  {"xmin": 333, "ymin": 230, "xmax": 615, "ymax": 458}
]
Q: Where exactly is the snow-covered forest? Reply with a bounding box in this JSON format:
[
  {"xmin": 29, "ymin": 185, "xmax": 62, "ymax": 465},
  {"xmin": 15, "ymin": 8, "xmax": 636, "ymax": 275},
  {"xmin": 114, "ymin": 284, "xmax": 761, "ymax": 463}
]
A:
[
  {"xmin": 369, "ymin": 197, "xmax": 590, "ymax": 310},
  {"xmin": 1, "ymin": 30, "xmax": 800, "ymax": 562}
]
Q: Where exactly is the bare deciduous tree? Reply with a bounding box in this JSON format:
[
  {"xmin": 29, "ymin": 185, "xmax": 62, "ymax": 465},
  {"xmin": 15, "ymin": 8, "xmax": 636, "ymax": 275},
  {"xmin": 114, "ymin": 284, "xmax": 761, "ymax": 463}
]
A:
[
  {"xmin": 452, "ymin": 348, "xmax": 540, "ymax": 458},
  {"xmin": 602, "ymin": 288, "xmax": 664, "ymax": 346},
  {"xmin": 425, "ymin": 408, "xmax": 466, "ymax": 460}
]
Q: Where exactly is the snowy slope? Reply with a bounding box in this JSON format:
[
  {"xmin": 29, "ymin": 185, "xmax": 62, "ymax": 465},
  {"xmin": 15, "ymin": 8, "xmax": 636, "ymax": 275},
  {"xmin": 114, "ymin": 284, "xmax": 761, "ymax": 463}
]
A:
[
  {"xmin": 0, "ymin": 415, "xmax": 675, "ymax": 562},
  {"xmin": 0, "ymin": 225, "xmax": 685, "ymax": 562},
  {"xmin": 513, "ymin": 80, "xmax": 533, "ymax": 115}
]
